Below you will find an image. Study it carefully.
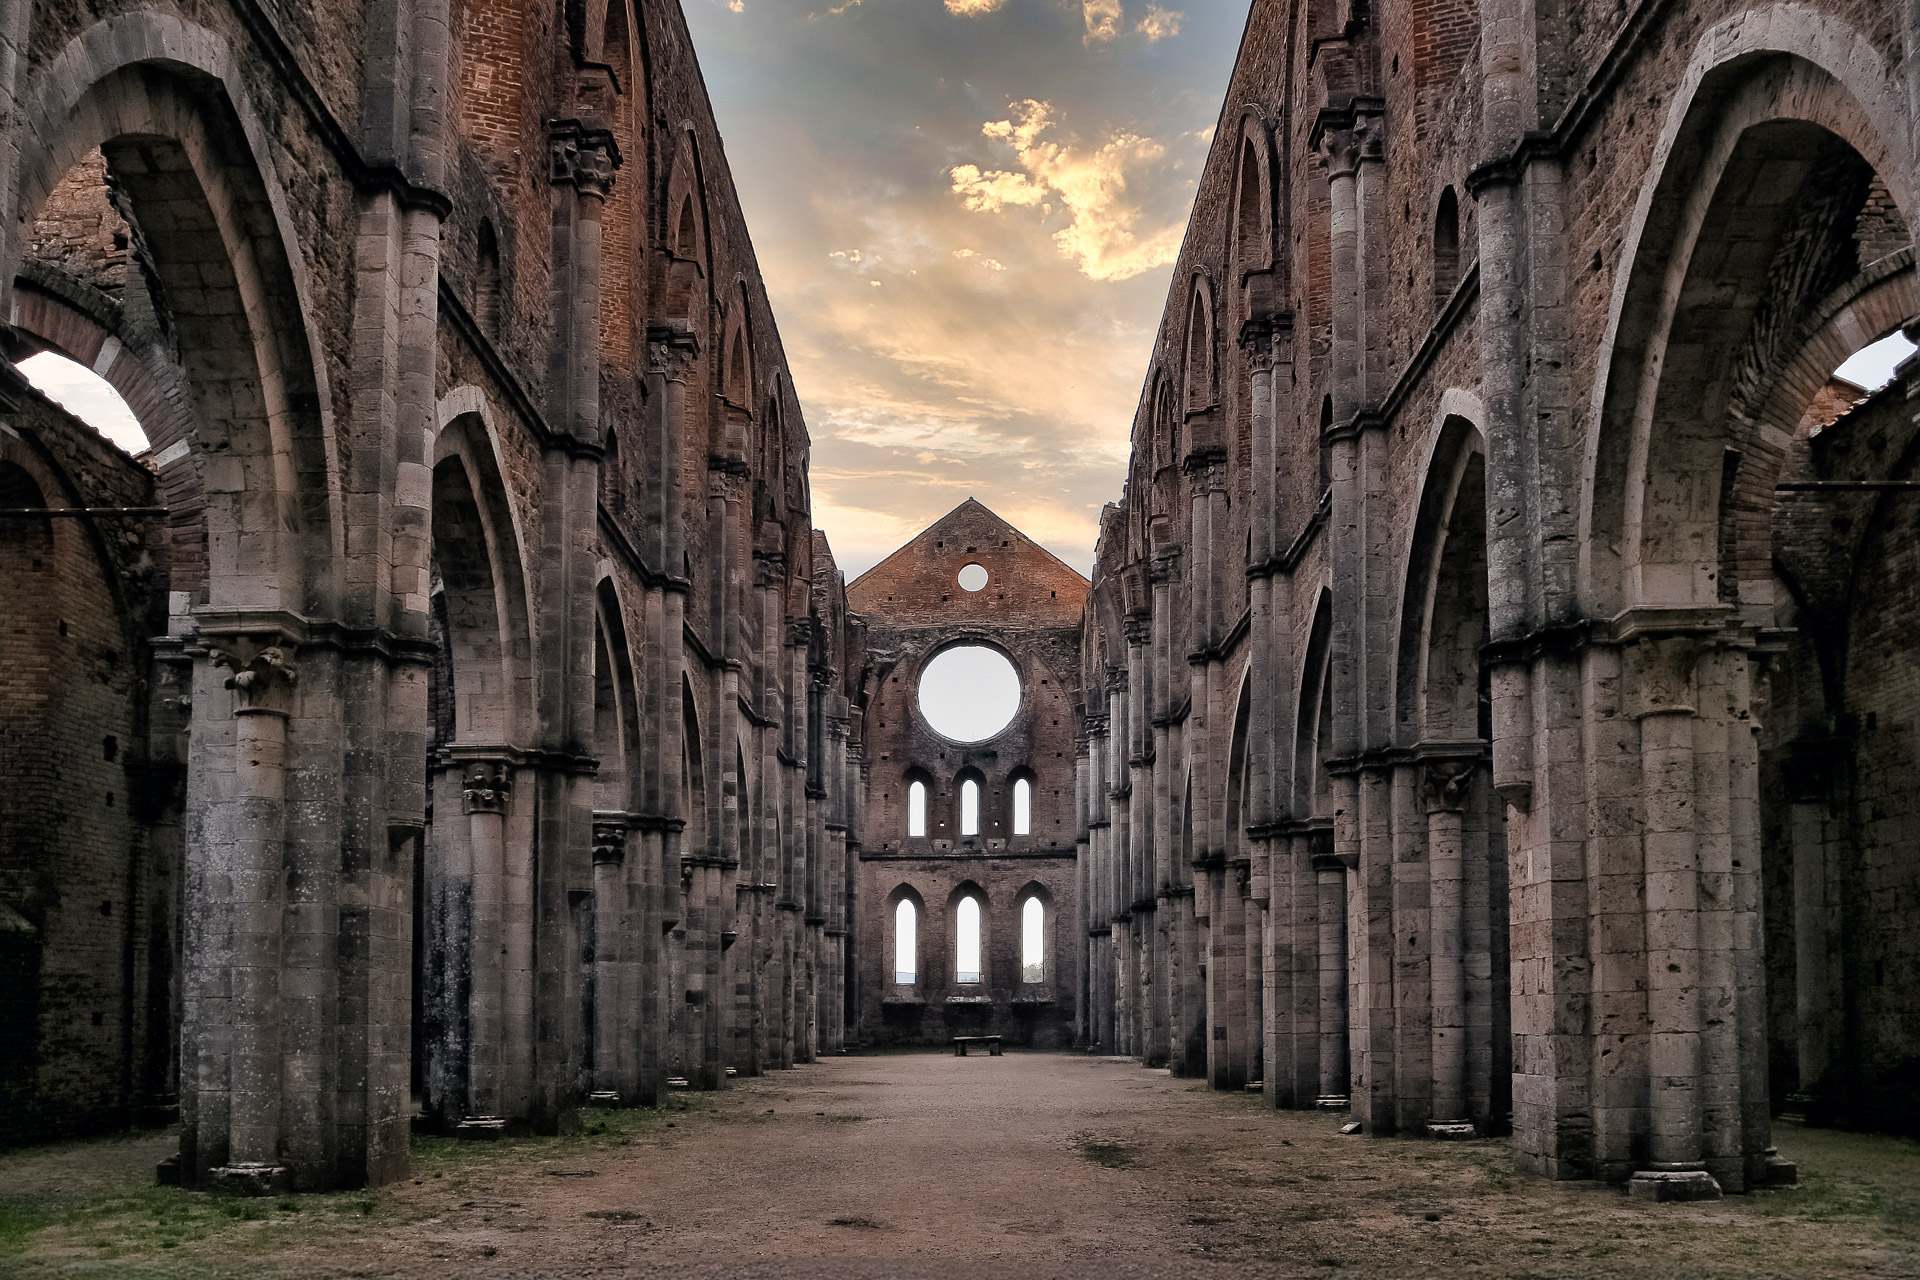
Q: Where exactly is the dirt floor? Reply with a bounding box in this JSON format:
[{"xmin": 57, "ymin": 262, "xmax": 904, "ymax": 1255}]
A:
[{"xmin": 2, "ymin": 1051, "xmax": 1916, "ymax": 1279}]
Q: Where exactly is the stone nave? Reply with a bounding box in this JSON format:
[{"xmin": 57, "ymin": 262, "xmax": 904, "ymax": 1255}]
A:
[{"xmin": 0, "ymin": 0, "xmax": 1916, "ymax": 1207}]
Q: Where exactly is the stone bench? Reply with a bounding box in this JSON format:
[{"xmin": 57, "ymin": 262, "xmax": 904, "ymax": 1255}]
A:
[{"xmin": 952, "ymin": 1035, "xmax": 1003, "ymax": 1057}]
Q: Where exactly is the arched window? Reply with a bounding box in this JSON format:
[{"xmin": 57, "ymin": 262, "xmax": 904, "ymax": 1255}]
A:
[
  {"xmin": 960, "ymin": 778, "xmax": 980, "ymax": 837},
  {"xmin": 895, "ymin": 899, "xmax": 917, "ymax": 984},
  {"xmin": 908, "ymin": 780, "xmax": 928, "ymax": 838},
  {"xmin": 1022, "ymin": 897, "xmax": 1045, "ymax": 984},
  {"xmin": 475, "ymin": 219, "xmax": 502, "ymax": 339},
  {"xmin": 1013, "ymin": 777, "xmax": 1032, "ymax": 836},
  {"xmin": 956, "ymin": 896, "xmax": 982, "ymax": 984},
  {"xmin": 1433, "ymin": 187, "xmax": 1461, "ymax": 305}
]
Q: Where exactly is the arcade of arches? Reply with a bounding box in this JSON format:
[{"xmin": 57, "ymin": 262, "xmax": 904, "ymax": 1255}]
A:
[{"xmin": 0, "ymin": 0, "xmax": 1917, "ymax": 1209}]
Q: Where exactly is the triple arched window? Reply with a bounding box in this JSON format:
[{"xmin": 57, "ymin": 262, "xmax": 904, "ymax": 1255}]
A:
[
  {"xmin": 903, "ymin": 772, "xmax": 1039, "ymax": 839},
  {"xmin": 889, "ymin": 888, "xmax": 1048, "ymax": 988}
]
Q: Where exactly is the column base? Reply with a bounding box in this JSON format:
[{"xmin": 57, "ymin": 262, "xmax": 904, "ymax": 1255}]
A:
[
  {"xmin": 455, "ymin": 1116, "xmax": 508, "ymax": 1141},
  {"xmin": 1628, "ymin": 1170, "xmax": 1723, "ymax": 1202},
  {"xmin": 209, "ymin": 1163, "xmax": 289, "ymax": 1196},
  {"xmin": 1315, "ymin": 1094, "xmax": 1350, "ymax": 1110},
  {"xmin": 1427, "ymin": 1121, "xmax": 1478, "ymax": 1140},
  {"xmin": 1761, "ymin": 1148, "xmax": 1799, "ymax": 1186}
]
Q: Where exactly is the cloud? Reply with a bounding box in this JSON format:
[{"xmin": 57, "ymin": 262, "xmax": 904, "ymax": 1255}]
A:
[
  {"xmin": 1081, "ymin": 0, "xmax": 1122, "ymax": 42},
  {"xmin": 1136, "ymin": 5, "xmax": 1183, "ymax": 39},
  {"xmin": 944, "ymin": 0, "xmax": 1009, "ymax": 13},
  {"xmin": 949, "ymin": 99, "xmax": 1185, "ymax": 282}
]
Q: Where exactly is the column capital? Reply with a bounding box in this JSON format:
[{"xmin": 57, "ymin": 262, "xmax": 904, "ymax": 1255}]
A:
[
  {"xmin": 646, "ymin": 327, "xmax": 701, "ymax": 380},
  {"xmin": 1149, "ymin": 547, "xmax": 1183, "ymax": 584},
  {"xmin": 1239, "ymin": 316, "xmax": 1285, "ymax": 372},
  {"xmin": 1421, "ymin": 762, "xmax": 1476, "ymax": 814},
  {"xmin": 462, "ymin": 759, "xmax": 513, "ymax": 815},
  {"xmin": 1309, "ymin": 99, "xmax": 1386, "ymax": 174},
  {"xmin": 1625, "ymin": 634, "xmax": 1703, "ymax": 719},
  {"xmin": 592, "ymin": 815, "xmax": 628, "ymax": 866},
  {"xmin": 753, "ymin": 552, "xmax": 788, "ymax": 590},
  {"xmin": 206, "ymin": 632, "xmax": 300, "ymax": 717},
  {"xmin": 1122, "ymin": 613, "xmax": 1152, "ymax": 646},
  {"xmin": 550, "ymin": 119, "xmax": 621, "ymax": 201}
]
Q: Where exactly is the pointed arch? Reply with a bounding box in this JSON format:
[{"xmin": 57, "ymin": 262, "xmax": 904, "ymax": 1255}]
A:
[
  {"xmin": 9, "ymin": 16, "xmax": 342, "ymax": 613},
  {"xmin": 1294, "ymin": 592, "xmax": 1335, "ymax": 817},
  {"xmin": 1580, "ymin": 13, "xmax": 1916, "ymax": 613},
  {"xmin": 1184, "ymin": 274, "xmax": 1219, "ymax": 415},
  {"xmin": 432, "ymin": 408, "xmax": 536, "ymax": 748}
]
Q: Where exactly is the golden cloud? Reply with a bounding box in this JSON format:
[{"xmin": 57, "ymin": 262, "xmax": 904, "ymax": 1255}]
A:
[
  {"xmin": 1081, "ymin": 0, "xmax": 1122, "ymax": 42},
  {"xmin": 949, "ymin": 99, "xmax": 1185, "ymax": 282},
  {"xmin": 944, "ymin": 0, "xmax": 1009, "ymax": 13},
  {"xmin": 1136, "ymin": 5, "xmax": 1183, "ymax": 38}
]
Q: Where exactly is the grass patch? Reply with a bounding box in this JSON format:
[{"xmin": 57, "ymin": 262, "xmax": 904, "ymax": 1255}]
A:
[{"xmin": 0, "ymin": 1201, "xmax": 53, "ymax": 1254}]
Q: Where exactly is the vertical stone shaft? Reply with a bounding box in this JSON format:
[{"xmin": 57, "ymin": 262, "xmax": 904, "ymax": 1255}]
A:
[
  {"xmin": 1126, "ymin": 619, "xmax": 1152, "ymax": 1058},
  {"xmin": 1634, "ymin": 642, "xmax": 1705, "ymax": 1172},
  {"xmin": 227, "ymin": 685, "xmax": 289, "ymax": 1168},
  {"xmin": 1426, "ymin": 767, "xmax": 1470, "ymax": 1125},
  {"xmin": 1315, "ymin": 854, "xmax": 1349, "ymax": 1105}
]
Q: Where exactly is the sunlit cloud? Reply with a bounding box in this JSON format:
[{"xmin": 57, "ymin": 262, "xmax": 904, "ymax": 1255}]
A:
[
  {"xmin": 945, "ymin": 0, "xmax": 1009, "ymax": 14},
  {"xmin": 951, "ymin": 99, "xmax": 1186, "ymax": 282},
  {"xmin": 1081, "ymin": 0, "xmax": 1122, "ymax": 42},
  {"xmin": 1137, "ymin": 5, "xmax": 1183, "ymax": 39},
  {"xmin": 680, "ymin": 0, "xmax": 1243, "ymax": 575}
]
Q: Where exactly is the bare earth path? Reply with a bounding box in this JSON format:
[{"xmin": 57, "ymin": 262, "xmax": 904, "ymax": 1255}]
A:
[{"xmin": 5, "ymin": 1051, "xmax": 1917, "ymax": 1279}]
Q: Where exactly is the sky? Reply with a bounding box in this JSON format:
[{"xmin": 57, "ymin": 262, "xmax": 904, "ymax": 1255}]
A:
[{"xmin": 678, "ymin": 0, "xmax": 1252, "ymax": 578}]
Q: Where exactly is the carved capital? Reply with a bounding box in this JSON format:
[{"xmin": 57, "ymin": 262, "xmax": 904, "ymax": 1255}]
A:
[
  {"xmin": 1421, "ymin": 763, "xmax": 1476, "ymax": 814},
  {"xmin": 753, "ymin": 554, "xmax": 788, "ymax": 590},
  {"xmin": 593, "ymin": 818, "xmax": 628, "ymax": 866},
  {"xmin": 1311, "ymin": 103, "xmax": 1385, "ymax": 175},
  {"xmin": 708, "ymin": 467, "xmax": 751, "ymax": 505},
  {"xmin": 1149, "ymin": 547, "xmax": 1183, "ymax": 584},
  {"xmin": 787, "ymin": 617, "xmax": 814, "ymax": 648},
  {"xmin": 646, "ymin": 328, "xmax": 701, "ymax": 381},
  {"xmin": 550, "ymin": 120, "xmax": 621, "ymax": 200},
  {"xmin": 1239, "ymin": 318, "xmax": 1281, "ymax": 373},
  {"xmin": 208, "ymin": 635, "xmax": 299, "ymax": 717},
  {"xmin": 462, "ymin": 760, "xmax": 513, "ymax": 816},
  {"xmin": 1625, "ymin": 635, "xmax": 1702, "ymax": 719},
  {"xmin": 1122, "ymin": 613, "xmax": 1152, "ymax": 646}
]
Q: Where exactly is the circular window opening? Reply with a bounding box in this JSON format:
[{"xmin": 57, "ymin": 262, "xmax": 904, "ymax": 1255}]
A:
[
  {"xmin": 918, "ymin": 646, "xmax": 1021, "ymax": 743},
  {"xmin": 957, "ymin": 563, "xmax": 989, "ymax": 593}
]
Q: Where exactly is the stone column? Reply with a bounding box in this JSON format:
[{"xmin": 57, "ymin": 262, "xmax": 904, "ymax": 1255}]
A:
[
  {"xmin": 1313, "ymin": 838, "xmax": 1350, "ymax": 1110},
  {"xmin": 459, "ymin": 758, "xmax": 512, "ymax": 1132},
  {"xmin": 1424, "ymin": 763, "xmax": 1476, "ymax": 1136},
  {"xmin": 1124, "ymin": 614, "xmax": 1153, "ymax": 1059},
  {"xmin": 200, "ymin": 632, "xmax": 300, "ymax": 1193},
  {"xmin": 1626, "ymin": 636, "xmax": 1720, "ymax": 1202},
  {"xmin": 591, "ymin": 817, "xmax": 627, "ymax": 1100},
  {"xmin": 1108, "ymin": 670, "xmax": 1133, "ymax": 1055}
]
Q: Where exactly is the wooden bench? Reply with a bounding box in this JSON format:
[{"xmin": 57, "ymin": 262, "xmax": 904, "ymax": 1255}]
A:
[{"xmin": 953, "ymin": 1035, "xmax": 1003, "ymax": 1057}]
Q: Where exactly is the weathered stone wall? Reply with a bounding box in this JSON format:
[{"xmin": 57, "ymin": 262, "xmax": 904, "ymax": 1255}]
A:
[
  {"xmin": 0, "ymin": 0, "xmax": 860, "ymax": 1190},
  {"xmin": 1078, "ymin": 0, "xmax": 1917, "ymax": 1198},
  {"xmin": 0, "ymin": 382, "xmax": 172, "ymax": 1148},
  {"xmin": 847, "ymin": 499, "xmax": 1087, "ymax": 1047}
]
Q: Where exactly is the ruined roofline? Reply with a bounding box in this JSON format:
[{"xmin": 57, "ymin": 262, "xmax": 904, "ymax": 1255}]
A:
[{"xmin": 844, "ymin": 496, "xmax": 1091, "ymax": 598}]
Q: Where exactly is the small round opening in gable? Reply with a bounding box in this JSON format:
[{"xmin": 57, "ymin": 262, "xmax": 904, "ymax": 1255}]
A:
[
  {"xmin": 918, "ymin": 645, "xmax": 1021, "ymax": 743},
  {"xmin": 957, "ymin": 563, "xmax": 989, "ymax": 592}
]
